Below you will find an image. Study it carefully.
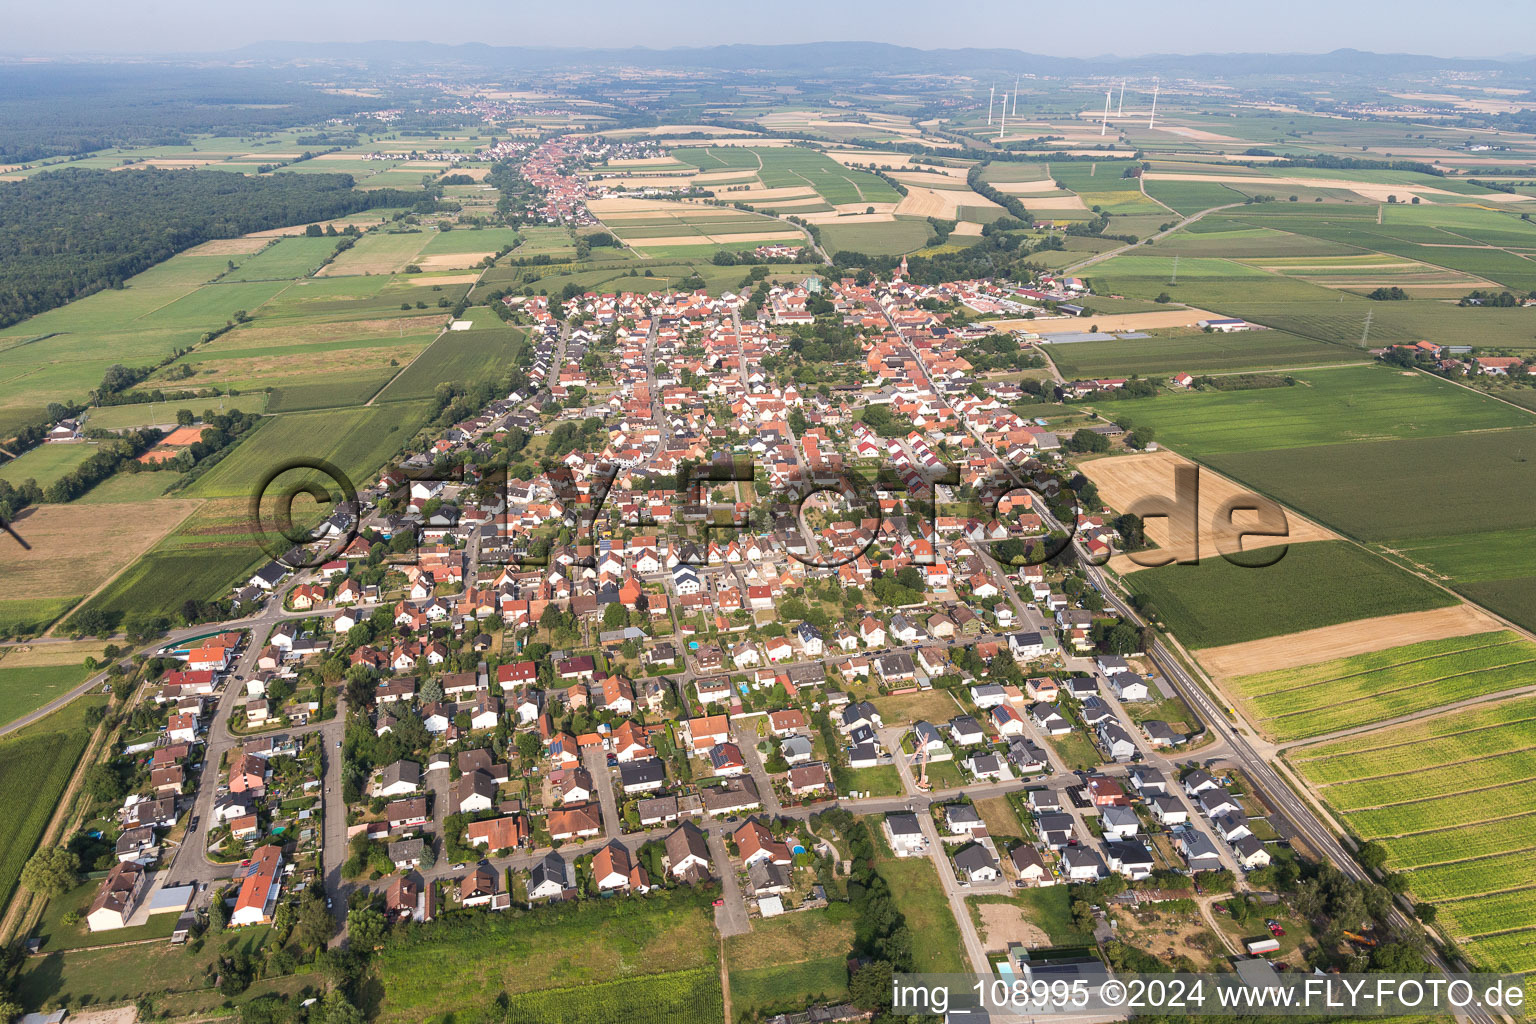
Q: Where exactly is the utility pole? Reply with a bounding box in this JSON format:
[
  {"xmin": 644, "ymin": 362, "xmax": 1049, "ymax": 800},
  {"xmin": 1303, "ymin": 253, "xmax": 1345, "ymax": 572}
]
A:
[
  {"xmin": 1361, "ymin": 308, "xmax": 1374, "ymax": 348},
  {"xmin": 1170, "ymin": 255, "xmax": 1180, "ymax": 285}
]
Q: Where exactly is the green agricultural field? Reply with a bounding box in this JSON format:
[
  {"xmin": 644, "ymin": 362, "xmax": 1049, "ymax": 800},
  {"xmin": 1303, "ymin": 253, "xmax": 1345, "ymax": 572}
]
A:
[
  {"xmin": 185, "ymin": 400, "xmax": 435, "ymax": 500},
  {"xmin": 372, "ymin": 319, "xmax": 524, "ymax": 404},
  {"xmin": 374, "ymin": 889, "xmax": 721, "ymax": 1024},
  {"xmin": 0, "ymin": 598, "xmax": 79, "ymax": 637},
  {"xmin": 419, "ymin": 227, "xmax": 522, "ymax": 255},
  {"xmin": 0, "ymin": 662, "xmax": 96, "ymax": 729},
  {"xmin": 1045, "ymin": 330, "xmax": 1360, "ymax": 379},
  {"xmin": 1126, "ymin": 540, "xmax": 1457, "ymax": 649},
  {"xmin": 1143, "ymin": 180, "xmax": 1248, "ymax": 216},
  {"xmin": 76, "ymin": 546, "xmax": 264, "ymax": 625},
  {"xmin": 0, "ymin": 444, "xmax": 98, "ymax": 490},
  {"xmin": 754, "ymin": 147, "xmax": 900, "ymax": 205},
  {"xmin": 1288, "ymin": 692, "xmax": 1536, "ymax": 950},
  {"xmin": 1230, "ymin": 631, "xmax": 1536, "ymax": 742},
  {"xmin": 1206, "ymin": 425, "xmax": 1536, "ymax": 542},
  {"xmin": 320, "ymin": 230, "xmax": 432, "ymax": 276},
  {"xmin": 821, "ymin": 219, "xmax": 933, "ymax": 256},
  {"xmin": 509, "ymin": 226, "xmax": 577, "ymax": 256},
  {"xmin": 0, "ymin": 713, "xmax": 96, "ymax": 916},
  {"xmin": 1108, "ymin": 364, "xmax": 1533, "ymax": 457},
  {"xmin": 221, "ymin": 236, "xmax": 339, "ymax": 281}
]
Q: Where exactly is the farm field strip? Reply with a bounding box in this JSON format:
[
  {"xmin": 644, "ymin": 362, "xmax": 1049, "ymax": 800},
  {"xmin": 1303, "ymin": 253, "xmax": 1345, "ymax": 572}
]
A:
[
  {"xmin": 1321, "ymin": 747, "xmax": 1536, "ymax": 811},
  {"xmin": 1252, "ymin": 656, "xmax": 1536, "ymax": 734},
  {"xmin": 1436, "ymin": 887, "xmax": 1536, "ymax": 938},
  {"xmin": 1297, "ymin": 718, "xmax": 1536, "ymax": 785},
  {"xmin": 1459, "ymin": 931, "xmax": 1536, "ymax": 975},
  {"xmin": 1233, "ymin": 631, "xmax": 1523, "ymax": 697},
  {"xmin": 1382, "ymin": 816, "xmax": 1536, "ymax": 870},
  {"xmin": 1401, "ymin": 846, "xmax": 1536, "ymax": 903},
  {"xmin": 1340, "ymin": 778, "xmax": 1536, "ymax": 840}
]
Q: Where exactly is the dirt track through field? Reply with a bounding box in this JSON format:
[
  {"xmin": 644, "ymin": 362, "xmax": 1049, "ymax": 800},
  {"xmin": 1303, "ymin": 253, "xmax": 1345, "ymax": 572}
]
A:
[
  {"xmin": 1197, "ymin": 604, "xmax": 1503, "ymax": 680},
  {"xmin": 1080, "ymin": 450, "xmax": 1336, "ymax": 571}
]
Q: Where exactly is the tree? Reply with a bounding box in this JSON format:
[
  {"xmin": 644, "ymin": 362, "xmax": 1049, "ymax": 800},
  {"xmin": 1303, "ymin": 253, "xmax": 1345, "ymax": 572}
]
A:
[
  {"xmin": 848, "ymin": 960, "xmax": 894, "ymax": 1011},
  {"xmin": 176, "ymin": 408, "xmax": 195, "ymax": 427},
  {"xmin": 515, "ymin": 731, "xmax": 541, "ymax": 761},
  {"xmin": 346, "ymin": 905, "xmax": 387, "ymax": 949},
  {"xmin": 294, "ymin": 889, "xmax": 333, "ymax": 949},
  {"xmin": 419, "ymin": 677, "xmax": 444, "ymax": 703},
  {"xmin": 1068, "ymin": 428, "xmax": 1111, "ymax": 454},
  {"xmin": 1358, "ymin": 841, "xmax": 1389, "ymax": 872},
  {"xmin": 83, "ymin": 762, "xmax": 127, "ymax": 803},
  {"xmin": 21, "ymin": 846, "xmax": 79, "ymax": 898},
  {"xmin": 322, "ymin": 994, "xmax": 366, "ymax": 1024}
]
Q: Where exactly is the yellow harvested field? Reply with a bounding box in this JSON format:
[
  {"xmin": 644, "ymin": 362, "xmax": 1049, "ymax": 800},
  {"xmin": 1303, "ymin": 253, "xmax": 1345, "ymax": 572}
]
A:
[
  {"xmin": 1079, "ymin": 450, "xmax": 1336, "ymax": 571},
  {"xmin": 751, "ymin": 197, "xmax": 828, "ymax": 208},
  {"xmin": 895, "ymin": 185, "xmax": 999, "ymax": 219},
  {"xmin": 724, "ymin": 186, "xmax": 819, "ymax": 202},
  {"xmin": 800, "ymin": 211, "xmax": 895, "ymax": 225},
  {"xmin": 188, "ymin": 237, "xmax": 271, "ymax": 256},
  {"xmin": 441, "ymin": 167, "xmax": 490, "ymax": 181},
  {"xmin": 605, "ymin": 157, "xmax": 691, "ymax": 169},
  {"xmin": 629, "ymin": 230, "xmax": 802, "ymax": 247},
  {"xmin": 1144, "ymin": 171, "xmax": 1536, "ymax": 204},
  {"xmin": 587, "ymin": 197, "xmax": 705, "ymax": 215},
  {"xmin": 0, "ymin": 639, "xmax": 114, "ymax": 669},
  {"xmin": 1155, "ymin": 126, "xmax": 1245, "ymax": 142},
  {"xmin": 409, "ymin": 273, "xmax": 479, "ymax": 285},
  {"xmin": 1197, "ymin": 604, "xmax": 1503, "ymax": 680},
  {"xmin": 951, "ymin": 221, "xmax": 984, "ymax": 236},
  {"xmin": 0, "ymin": 500, "xmax": 201, "ymax": 601},
  {"xmin": 245, "ymin": 213, "xmax": 393, "ymax": 237},
  {"xmin": 412, "ymin": 252, "xmax": 493, "ymax": 271},
  {"xmin": 1031, "ymin": 308, "xmax": 1220, "ymax": 332},
  {"xmin": 693, "ymin": 170, "xmax": 759, "ymax": 184},
  {"xmin": 1021, "ymin": 195, "xmax": 1089, "ymax": 211},
  {"xmin": 991, "ymin": 179, "xmax": 1060, "ymax": 194}
]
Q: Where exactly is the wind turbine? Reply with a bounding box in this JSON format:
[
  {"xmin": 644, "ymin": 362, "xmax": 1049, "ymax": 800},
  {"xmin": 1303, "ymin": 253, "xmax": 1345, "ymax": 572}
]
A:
[
  {"xmin": 1100, "ymin": 89, "xmax": 1112, "ymax": 136},
  {"xmin": 999, "ymin": 93, "xmax": 1008, "ymax": 140},
  {"xmin": 1148, "ymin": 78, "xmax": 1160, "ymax": 129},
  {"xmin": 1117, "ymin": 81, "xmax": 1125, "ymax": 116},
  {"xmin": 988, "ymin": 86, "xmax": 995, "ymax": 127},
  {"xmin": 1012, "ymin": 74, "xmax": 1020, "ymax": 116}
]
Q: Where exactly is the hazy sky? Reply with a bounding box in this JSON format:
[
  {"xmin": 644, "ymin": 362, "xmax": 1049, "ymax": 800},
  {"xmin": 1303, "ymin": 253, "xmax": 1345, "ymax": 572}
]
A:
[{"xmin": 7, "ymin": 0, "xmax": 1533, "ymax": 58}]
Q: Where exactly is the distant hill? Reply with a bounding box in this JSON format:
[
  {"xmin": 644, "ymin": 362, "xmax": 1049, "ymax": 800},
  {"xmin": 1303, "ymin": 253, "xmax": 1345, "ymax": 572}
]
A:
[{"xmin": 226, "ymin": 41, "xmax": 1536, "ymax": 78}]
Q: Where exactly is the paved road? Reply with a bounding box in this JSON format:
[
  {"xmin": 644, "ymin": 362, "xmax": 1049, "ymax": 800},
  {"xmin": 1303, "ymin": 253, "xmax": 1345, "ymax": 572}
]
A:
[
  {"xmin": 583, "ymin": 744, "xmax": 622, "ymax": 840},
  {"xmin": 707, "ymin": 831, "xmax": 751, "ymax": 937}
]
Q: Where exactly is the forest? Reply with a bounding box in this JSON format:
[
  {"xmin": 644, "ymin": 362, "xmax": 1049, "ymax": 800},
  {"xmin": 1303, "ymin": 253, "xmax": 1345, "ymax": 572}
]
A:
[
  {"xmin": 0, "ymin": 168, "xmax": 420, "ymax": 328},
  {"xmin": 0, "ymin": 65, "xmax": 377, "ymax": 163}
]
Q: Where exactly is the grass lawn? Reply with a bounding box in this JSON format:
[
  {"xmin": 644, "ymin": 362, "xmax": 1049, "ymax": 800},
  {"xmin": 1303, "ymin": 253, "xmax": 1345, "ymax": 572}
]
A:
[
  {"xmin": 725, "ymin": 903, "xmax": 854, "ymax": 1019},
  {"xmin": 1126, "ymin": 540, "xmax": 1457, "ymax": 649},
  {"xmin": 873, "ymin": 689, "xmax": 962, "ymax": 725},
  {"xmin": 31, "ymin": 881, "xmax": 178, "ymax": 951},
  {"xmin": 1044, "ymin": 729, "xmax": 1104, "ymax": 772},
  {"xmin": 0, "ymin": 445, "xmax": 98, "ymax": 490},
  {"xmin": 871, "ymin": 829, "xmax": 968, "ymax": 974},
  {"xmin": 841, "ymin": 764, "xmax": 903, "ymax": 797},
  {"xmin": 14, "ymin": 924, "xmax": 286, "ymax": 1015},
  {"xmin": 374, "ymin": 888, "xmax": 720, "ymax": 1024},
  {"xmin": 0, "ymin": 662, "xmax": 95, "ymax": 728}
]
